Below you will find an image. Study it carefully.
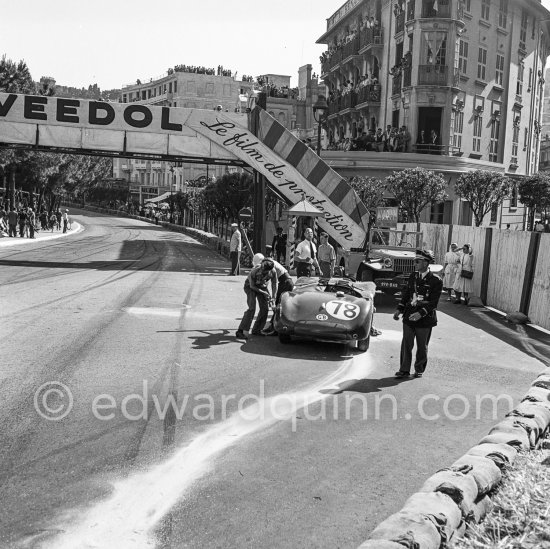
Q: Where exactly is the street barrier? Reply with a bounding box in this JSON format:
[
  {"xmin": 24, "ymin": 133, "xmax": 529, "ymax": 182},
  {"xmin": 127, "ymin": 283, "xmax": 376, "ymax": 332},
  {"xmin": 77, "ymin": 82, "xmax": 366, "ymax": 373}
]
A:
[{"xmin": 358, "ymin": 371, "xmax": 550, "ymax": 548}]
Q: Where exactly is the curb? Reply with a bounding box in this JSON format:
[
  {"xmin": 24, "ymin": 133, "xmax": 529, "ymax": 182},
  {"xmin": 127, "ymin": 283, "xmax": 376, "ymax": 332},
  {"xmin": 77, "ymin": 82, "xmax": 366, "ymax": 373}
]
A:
[
  {"xmin": 0, "ymin": 221, "xmax": 83, "ymax": 247},
  {"xmin": 358, "ymin": 372, "xmax": 550, "ymax": 548}
]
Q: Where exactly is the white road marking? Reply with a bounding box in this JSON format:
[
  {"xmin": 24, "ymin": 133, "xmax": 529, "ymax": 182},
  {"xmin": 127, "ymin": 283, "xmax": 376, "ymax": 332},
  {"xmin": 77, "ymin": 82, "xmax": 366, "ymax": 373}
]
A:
[
  {"xmin": 124, "ymin": 306, "xmax": 191, "ymax": 317},
  {"xmin": 40, "ymin": 355, "xmax": 373, "ymax": 549}
]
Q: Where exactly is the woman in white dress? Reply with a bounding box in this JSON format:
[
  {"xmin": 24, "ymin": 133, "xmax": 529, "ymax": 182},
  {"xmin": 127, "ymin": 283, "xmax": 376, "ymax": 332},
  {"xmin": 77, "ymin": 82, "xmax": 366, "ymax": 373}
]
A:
[
  {"xmin": 453, "ymin": 243, "xmax": 474, "ymax": 304},
  {"xmin": 443, "ymin": 243, "xmax": 460, "ymax": 300}
]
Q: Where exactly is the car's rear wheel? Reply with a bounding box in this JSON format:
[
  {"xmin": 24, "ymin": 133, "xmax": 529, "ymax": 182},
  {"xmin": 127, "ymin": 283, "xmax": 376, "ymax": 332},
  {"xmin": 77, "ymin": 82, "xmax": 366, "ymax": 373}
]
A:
[
  {"xmin": 356, "ymin": 264, "xmax": 374, "ymax": 282},
  {"xmin": 279, "ymin": 333, "xmax": 291, "ymax": 344},
  {"xmin": 357, "ymin": 335, "xmax": 370, "ymax": 352}
]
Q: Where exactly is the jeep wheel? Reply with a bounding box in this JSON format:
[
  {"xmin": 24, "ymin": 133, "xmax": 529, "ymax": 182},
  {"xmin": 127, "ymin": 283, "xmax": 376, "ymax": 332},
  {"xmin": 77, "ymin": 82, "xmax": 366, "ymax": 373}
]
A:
[{"xmin": 357, "ymin": 264, "xmax": 374, "ymax": 282}]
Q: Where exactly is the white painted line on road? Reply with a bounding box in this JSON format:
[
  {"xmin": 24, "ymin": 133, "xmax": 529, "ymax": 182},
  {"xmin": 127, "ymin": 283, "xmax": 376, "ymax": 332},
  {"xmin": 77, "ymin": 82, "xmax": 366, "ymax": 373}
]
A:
[
  {"xmin": 124, "ymin": 306, "xmax": 191, "ymax": 317},
  {"xmin": 40, "ymin": 354, "xmax": 374, "ymax": 549}
]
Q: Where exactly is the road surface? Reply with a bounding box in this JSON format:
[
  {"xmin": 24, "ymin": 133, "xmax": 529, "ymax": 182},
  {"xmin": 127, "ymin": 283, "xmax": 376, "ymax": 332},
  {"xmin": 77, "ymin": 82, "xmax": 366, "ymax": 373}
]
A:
[{"xmin": 0, "ymin": 210, "xmax": 547, "ymax": 549}]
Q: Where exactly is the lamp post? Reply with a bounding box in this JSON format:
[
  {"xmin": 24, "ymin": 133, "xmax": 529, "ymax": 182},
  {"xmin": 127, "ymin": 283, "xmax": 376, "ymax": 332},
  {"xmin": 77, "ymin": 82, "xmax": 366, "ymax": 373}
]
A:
[{"xmin": 312, "ymin": 94, "xmax": 329, "ymax": 156}]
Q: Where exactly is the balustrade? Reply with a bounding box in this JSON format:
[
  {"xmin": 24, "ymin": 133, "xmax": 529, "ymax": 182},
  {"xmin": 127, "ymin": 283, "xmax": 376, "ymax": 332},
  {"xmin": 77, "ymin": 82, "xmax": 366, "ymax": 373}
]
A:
[{"xmin": 357, "ymin": 85, "xmax": 382, "ymax": 104}]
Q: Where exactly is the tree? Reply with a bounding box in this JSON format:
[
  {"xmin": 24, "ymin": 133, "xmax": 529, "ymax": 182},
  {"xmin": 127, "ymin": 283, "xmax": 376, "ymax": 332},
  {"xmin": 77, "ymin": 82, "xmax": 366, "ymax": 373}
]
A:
[
  {"xmin": 455, "ymin": 170, "xmax": 511, "ymax": 227},
  {"xmin": 385, "ymin": 167, "xmax": 448, "ymax": 222},
  {"xmin": 349, "ymin": 176, "xmax": 386, "ymax": 230},
  {"xmin": 518, "ymin": 173, "xmax": 550, "ymax": 229}
]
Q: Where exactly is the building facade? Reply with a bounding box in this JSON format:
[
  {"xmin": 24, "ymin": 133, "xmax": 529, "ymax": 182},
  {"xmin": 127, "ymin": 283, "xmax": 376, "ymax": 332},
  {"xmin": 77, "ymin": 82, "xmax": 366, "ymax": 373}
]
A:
[
  {"xmin": 113, "ymin": 66, "xmax": 320, "ymax": 204},
  {"xmin": 317, "ymin": 0, "xmax": 550, "ymax": 228}
]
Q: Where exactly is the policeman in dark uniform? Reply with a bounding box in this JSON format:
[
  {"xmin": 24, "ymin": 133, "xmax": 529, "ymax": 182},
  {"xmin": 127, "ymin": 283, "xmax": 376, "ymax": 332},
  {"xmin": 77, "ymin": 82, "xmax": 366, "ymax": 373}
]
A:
[{"xmin": 393, "ymin": 249, "xmax": 443, "ymax": 378}]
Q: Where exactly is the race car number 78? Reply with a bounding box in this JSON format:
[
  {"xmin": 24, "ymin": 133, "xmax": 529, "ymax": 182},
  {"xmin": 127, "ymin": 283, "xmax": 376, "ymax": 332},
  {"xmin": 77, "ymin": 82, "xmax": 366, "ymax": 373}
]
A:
[{"xmin": 325, "ymin": 300, "xmax": 360, "ymax": 320}]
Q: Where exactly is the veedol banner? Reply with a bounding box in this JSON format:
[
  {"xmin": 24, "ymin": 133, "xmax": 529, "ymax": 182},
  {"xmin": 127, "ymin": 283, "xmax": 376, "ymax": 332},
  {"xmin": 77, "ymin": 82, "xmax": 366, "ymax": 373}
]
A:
[{"xmin": 0, "ymin": 93, "xmax": 367, "ymax": 247}]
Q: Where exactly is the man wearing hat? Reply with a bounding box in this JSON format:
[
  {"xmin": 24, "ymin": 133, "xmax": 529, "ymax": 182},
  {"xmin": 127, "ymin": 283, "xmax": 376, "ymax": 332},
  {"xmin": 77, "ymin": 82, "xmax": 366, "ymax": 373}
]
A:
[
  {"xmin": 229, "ymin": 222, "xmax": 242, "ymax": 275},
  {"xmin": 393, "ymin": 249, "xmax": 443, "ymax": 378}
]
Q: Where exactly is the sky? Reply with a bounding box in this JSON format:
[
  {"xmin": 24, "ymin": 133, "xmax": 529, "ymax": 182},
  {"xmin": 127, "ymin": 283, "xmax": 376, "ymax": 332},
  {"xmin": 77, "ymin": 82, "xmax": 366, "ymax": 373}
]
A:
[
  {"xmin": 3, "ymin": 0, "xmax": 550, "ymax": 91},
  {"xmin": 1, "ymin": 0, "xmax": 340, "ymax": 90}
]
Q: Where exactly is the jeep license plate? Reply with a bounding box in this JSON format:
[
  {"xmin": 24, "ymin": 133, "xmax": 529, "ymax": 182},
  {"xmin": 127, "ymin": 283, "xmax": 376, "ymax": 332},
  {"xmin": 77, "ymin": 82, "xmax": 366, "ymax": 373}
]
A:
[{"xmin": 379, "ymin": 281, "xmax": 400, "ymax": 289}]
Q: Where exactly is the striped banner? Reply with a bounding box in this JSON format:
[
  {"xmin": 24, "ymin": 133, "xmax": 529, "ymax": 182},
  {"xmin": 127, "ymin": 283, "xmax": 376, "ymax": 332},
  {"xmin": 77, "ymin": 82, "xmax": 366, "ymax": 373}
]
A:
[{"xmin": 255, "ymin": 107, "xmax": 370, "ymax": 238}]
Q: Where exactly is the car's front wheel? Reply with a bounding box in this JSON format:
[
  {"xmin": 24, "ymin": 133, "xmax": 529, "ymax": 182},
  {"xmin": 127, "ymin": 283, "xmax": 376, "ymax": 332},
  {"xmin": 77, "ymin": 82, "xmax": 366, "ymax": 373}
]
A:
[
  {"xmin": 356, "ymin": 335, "xmax": 370, "ymax": 352},
  {"xmin": 279, "ymin": 333, "xmax": 292, "ymax": 344}
]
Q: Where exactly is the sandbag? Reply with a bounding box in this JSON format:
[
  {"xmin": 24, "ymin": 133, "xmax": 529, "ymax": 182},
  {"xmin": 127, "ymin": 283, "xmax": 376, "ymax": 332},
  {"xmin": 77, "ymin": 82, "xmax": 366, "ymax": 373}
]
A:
[
  {"xmin": 466, "ymin": 295, "xmax": 484, "ymax": 307},
  {"xmin": 369, "ymin": 510, "xmax": 441, "ymax": 549},
  {"xmin": 358, "ymin": 541, "xmax": 407, "ymax": 549},
  {"xmin": 451, "ymin": 455, "xmax": 501, "ymax": 496},
  {"xmin": 489, "ymin": 418, "xmax": 536, "ymax": 448},
  {"xmin": 401, "ymin": 492, "xmax": 462, "ymax": 543},
  {"xmin": 470, "ymin": 495, "xmax": 494, "ymax": 523},
  {"xmin": 522, "ymin": 386, "xmax": 550, "ymax": 409},
  {"xmin": 466, "ymin": 443, "xmax": 518, "ymax": 469},
  {"xmin": 478, "ymin": 430, "xmax": 529, "ymax": 450},
  {"xmin": 419, "ymin": 470, "xmax": 479, "ymax": 518},
  {"xmin": 511, "ymin": 402, "xmax": 550, "ymax": 432},
  {"xmin": 505, "ymin": 311, "xmax": 530, "ymax": 324}
]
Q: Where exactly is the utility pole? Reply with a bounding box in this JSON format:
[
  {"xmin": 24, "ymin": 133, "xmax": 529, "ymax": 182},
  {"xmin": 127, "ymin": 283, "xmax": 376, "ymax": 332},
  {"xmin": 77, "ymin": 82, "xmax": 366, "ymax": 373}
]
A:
[{"xmin": 250, "ymin": 91, "xmax": 267, "ymax": 254}]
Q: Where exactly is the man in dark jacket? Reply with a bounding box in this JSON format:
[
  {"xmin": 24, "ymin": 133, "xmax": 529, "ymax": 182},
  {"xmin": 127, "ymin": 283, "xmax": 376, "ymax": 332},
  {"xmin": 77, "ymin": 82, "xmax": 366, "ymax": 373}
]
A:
[{"xmin": 393, "ymin": 249, "xmax": 443, "ymax": 378}]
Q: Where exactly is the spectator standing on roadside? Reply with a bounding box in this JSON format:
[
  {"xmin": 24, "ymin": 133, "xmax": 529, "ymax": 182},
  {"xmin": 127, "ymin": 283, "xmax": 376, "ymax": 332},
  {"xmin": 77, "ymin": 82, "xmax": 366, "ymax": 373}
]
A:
[
  {"xmin": 453, "ymin": 244, "xmax": 474, "ymax": 304},
  {"xmin": 294, "ymin": 227, "xmax": 320, "ymax": 277},
  {"xmin": 229, "ymin": 223, "xmax": 242, "ymax": 275},
  {"xmin": 271, "ymin": 227, "xmax": 287, "ymax": 264},
  {"xmin": 317, "ymin": 232, "xmax": 336, "ymax": 278},
  {"xmin": 62, "ymin": 209, "xmax": 69, "ymax": 233},
  {"xmin": 393, "ymin": 249, "xmax": 443, "ymax": 378},
  {"xmin": 7, "ymin": 208, "xmax": 18, "ymax": 237},
  {"xmin": 27, "ymin": 208, "xmax": 36, "ymax": 239},
  {"xmin": 49, "ymin": 211, "xmax": 57, "ymax": 232},
  {"xmin": 55, "ymin": 209, "xmax": 62, "ymax": 230},
  {"xmin": 0, "ymin": 206, "xmax": 7, "ymax": 234},
  {"xmin": 18, "ymin": 208, "xmax": 27, "ymax": 237},
  {"xmin": 443, "ymin": 243, "xmax": 459, "ymax": 301},
  {"xmin": 235, "ymin": 256, "xmax": 276, "ymax": 340},
  {"xmin": 39, "ymin": 210, "xmax": 48, "ymax": 230}
]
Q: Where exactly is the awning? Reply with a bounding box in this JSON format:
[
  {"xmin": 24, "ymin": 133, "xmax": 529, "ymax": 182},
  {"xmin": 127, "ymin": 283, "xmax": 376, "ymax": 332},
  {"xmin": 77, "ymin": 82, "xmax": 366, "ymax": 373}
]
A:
[{"xmin": 144, "ymin": 191, "xmax": 171, "ymax": 204}]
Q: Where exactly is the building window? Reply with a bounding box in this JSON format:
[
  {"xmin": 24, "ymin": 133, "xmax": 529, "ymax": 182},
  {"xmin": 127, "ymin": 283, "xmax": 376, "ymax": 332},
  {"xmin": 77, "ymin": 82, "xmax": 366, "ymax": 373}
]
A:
[
  {"xmin": 510, "ymin": 184, "xmax": 518, "ymax": 209},
  {"xmin": 498, "ymin": 0, "xmax": 508, "ymax": 29},
  {"xmin": 464, "ymin": 0, "xmax": 471, "ymax": 12},
  {"xmin": 489, "ymin": 118, "xmax": 500, "ymax": 162},
  {"xmin": 477, "ymin": 48, "xmax": 487, "ymax": 80},
  {"xmin": 173, "ymin": 81, "xmax": 177, "ymax": 93},
  {"xmin": 496, "ymin": 54, "xmax": 504, "ymax": 86},
  {"xmin": 459, "ymin": 40, "xmax": 468, "ymax": 74},
  {"xmin": 453, "ymin": 110, "xmax": 464, "ymax": 150},
  {"xmin": 168, "ymin": 82, "xmax": 172, "ymax": 93},
  {"xmin": 490, "ymin": 204, "xmax": 498, "ymax": 223},
  {"xmin": 436, "ymin": 37, "xmax": 447, "ymax": 65},
  {"xmin": 511, "ymin": 124, "xmax": 520, "ymax": 164},
  {"xmin": 516, "ymin": 62, "xmax": 524, "ymax": 96},
  {"xmin": 473, "ymin": 114, "xmax": 482, "ymax": 152},
  {"xmin": 520, "ymin": 10, "xmax": 528, "ymax": 50},
  {"xmin": 481, "ymin": 0, "xmax": 490, "ymax": 20}
]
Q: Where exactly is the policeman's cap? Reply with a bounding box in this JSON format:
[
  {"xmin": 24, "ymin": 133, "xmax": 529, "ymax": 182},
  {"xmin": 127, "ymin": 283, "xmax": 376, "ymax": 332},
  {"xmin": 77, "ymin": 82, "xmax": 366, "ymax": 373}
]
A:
[{"xmin": 415, "ymin": 249, "xmax": 435, "ymax": 264}]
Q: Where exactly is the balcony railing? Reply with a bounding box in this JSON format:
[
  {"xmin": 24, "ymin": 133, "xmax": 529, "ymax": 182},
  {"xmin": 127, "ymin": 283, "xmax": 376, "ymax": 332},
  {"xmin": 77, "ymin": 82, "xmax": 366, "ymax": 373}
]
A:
[
  {"xmin": 341, "ymin": 92, "xmax": 357, "ymax": 110},
  {"xmin": 395, "ymin": 11, "xmax": 405, "ymax": 33},
  {"xmin": 330, "ymin": 49, "xmax": 342, "ymax": 69},
  {"xmin": 359, "ymin": 27, "xmax": 383, "ymax": 50},
  {"xmin": 341, "ymin": 37, "xmax": 360, "ymax": 61},
  {"xmin": 418, "ymin": 65, "xmax": 448, "ymax": 85},
  {"xmin": 328, "ymin": 98, "xmax": 341, "ymax": 116},
  {"xmin": 412, "ymin": 144, "xmax": 462, "ymax": 155},
  {"xmin": 357, "ymin": 84, "xmax": 382, "ymax": 104},
  {"xmin": 421, "ymin": 0, "xmax": 451, "ymax": 18}
]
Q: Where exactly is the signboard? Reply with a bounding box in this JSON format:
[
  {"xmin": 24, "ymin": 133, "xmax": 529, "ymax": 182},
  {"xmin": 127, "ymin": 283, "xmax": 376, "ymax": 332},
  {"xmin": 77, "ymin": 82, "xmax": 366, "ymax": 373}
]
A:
[
  {"xmin": 239, "ymin": 207, "xmax": 252, "ymax": 220},
  {"xmin": 0, "ymin": 92, "xmax": 369, "ymax": 247},
  {"xmin": 376, "ymin": 207, "xmax": 398, "ymax": 228}
]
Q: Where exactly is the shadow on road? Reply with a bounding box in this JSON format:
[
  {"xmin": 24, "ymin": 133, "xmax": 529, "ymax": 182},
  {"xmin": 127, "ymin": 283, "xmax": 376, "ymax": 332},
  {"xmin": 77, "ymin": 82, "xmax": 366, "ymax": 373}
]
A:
[{"xmin": 321, "ymin": 376, "xmax": 410, "ymax": 395}]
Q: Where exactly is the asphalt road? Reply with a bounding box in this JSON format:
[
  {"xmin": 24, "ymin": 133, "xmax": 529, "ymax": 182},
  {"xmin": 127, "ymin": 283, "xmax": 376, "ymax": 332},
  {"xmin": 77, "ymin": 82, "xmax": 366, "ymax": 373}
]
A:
[{"xmin": 0, "ymin": 210, "xmax": 548, "ymax": 549}]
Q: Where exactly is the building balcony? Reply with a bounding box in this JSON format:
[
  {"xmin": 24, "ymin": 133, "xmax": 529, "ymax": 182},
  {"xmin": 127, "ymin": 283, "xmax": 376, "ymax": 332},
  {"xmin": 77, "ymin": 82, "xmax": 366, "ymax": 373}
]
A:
[
  {"xmin": 421, "ymin": 0, "xmax": 451, "ymax": 18},
  {"xmin": 406, "ymin": 0, "xmax": 416, "ymax": 21},
  {"xmin": 358, "ymin": 27, "xmax": 383, "ymax": 52},
  {"xmin": 417, "ymin": 65, "xmax": 448, "ymax": 86},
  {"xmin": 356, "ymin": 84, "xmax": 382, "ymax": 106},
  {"xmin": 403, "ymin": 65, "xmax": 412, "ymax": 87},
  {"xmin": 341, "ymin": 37, "xmax": 361, "ymax": 63}
]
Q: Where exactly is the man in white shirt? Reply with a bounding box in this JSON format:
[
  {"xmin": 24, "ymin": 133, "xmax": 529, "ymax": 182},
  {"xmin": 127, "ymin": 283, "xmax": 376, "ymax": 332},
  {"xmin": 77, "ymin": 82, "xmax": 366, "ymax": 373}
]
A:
[
  {"xmin": 294, "ymin": 227, "xmax": 320, "ymax": 277},
  {"xmin": 229, "ymin": 223, "xmax": 242, "ymax": 275},
  {"xmin": 317, "ymin": 232, "xmax": 336, "ymax": 278}
]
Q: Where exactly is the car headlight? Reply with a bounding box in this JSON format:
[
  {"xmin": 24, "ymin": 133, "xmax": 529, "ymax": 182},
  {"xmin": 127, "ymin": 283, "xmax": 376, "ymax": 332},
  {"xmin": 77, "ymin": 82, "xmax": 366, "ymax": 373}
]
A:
[{"xmin": 383, "ymin": 257, "xmax": 393, "ymax": 268}]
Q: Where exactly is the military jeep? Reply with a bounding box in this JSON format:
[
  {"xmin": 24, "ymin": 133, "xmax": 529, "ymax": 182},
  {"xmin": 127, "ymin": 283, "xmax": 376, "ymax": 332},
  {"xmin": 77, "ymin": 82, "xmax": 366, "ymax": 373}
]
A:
[{"xmin": 338, "ymin": 228, "xmax": 442, "ymax": 297}]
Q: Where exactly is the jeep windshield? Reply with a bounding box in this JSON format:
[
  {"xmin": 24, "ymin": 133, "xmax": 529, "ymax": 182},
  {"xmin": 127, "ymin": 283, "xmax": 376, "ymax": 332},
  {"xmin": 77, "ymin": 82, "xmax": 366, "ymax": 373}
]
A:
[{"xmin": 369, "ymin": 228, "xmax": 423, "ymax": 250}]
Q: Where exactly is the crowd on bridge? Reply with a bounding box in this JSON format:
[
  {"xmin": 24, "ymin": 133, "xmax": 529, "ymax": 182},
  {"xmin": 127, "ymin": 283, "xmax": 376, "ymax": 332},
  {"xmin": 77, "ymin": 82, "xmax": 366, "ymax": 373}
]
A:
[{"xmin": 167, "ymin": 65, "xmax": 234, "ymax": 77}]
